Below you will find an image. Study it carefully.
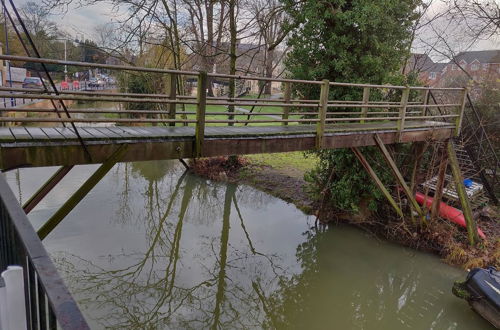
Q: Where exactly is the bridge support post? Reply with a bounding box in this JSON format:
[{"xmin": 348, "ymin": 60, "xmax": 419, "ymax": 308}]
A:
[
  {"xmin": 195, "ymin": 71, "xmax": 208, "ymax": 158},
  {"xmin": 37, "ymin": 145, "xmax": 128, "ymax": 240},
  {"xmin": 430, "ymin": 144, "xmax": 448, "ymax": 221},
  {"xmin": 447, "ymin": 140, "xmax": 479, "ymax": 245},
  {"xmin": 373, "ymin": 134, "xmax": 426, "ymax": 223},
  {"xmin": 282, "ymin": 82, "xmax": 291, "ymax": 126},
  {"xmin": 351, "ymin": 147, "xmax": 404, "ymax": 217},
  {"xmin": 22, "ymin": 165, "xmax": 74, "ymax": 214},
  {"xmin": 316, "ymin": 79, "xmax": 329, "ymax": 149},
  {"xmin": 397, "ymin": 87, "xmax": 410, "ymax": 142},
  {"xmin": 168, "ymin": 72, "xmax": 177, "ymax": 126},
  {"xmin": 360, "ymin": 87, "xmax": 370, "ymax": 124}
]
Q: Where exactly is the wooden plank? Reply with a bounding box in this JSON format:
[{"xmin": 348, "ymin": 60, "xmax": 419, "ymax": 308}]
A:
[
  {"xmin": 95, "ymin": 127, "xmax": 123, "ymax": 139},
  {"xmin": 78, "ymin": 127, "xmax": 109, "ymax": 140},
  {"xmin": 447, "ymin": 141, "xmax": 479, "ymax": 245},
  {"xmin": 316, "ymin": 79, "xmax": 329, "ymax": 148},
  {"xmin": 10, "ymin": 127, "xmax": 32, "ymax": 141},
  {"xmin": 282, "ymin": 82, "xmax": 291, "ymax": 126},
  {"xmin": 56, "ymin": 127, "xmax": 79, "ymax": 140},
  {"xmin": 360, "ymin": 87, "xmax": 370, "ymax": 123},
  {"xmin": 38, "ymin": 145, "xmax": 128, "ymax": 240},
  {"xmin": 24, "ymin": 127, "xmax": 50, "ymax": 142},
  {"xmin": 373, "ymin": 134, "xmax": 425, "ymax": 222},
  {"xmin": 351, "ymin": 147, "xmax": 403, "ymax": 217},
  {"xmin": 0, "ymin": 127, "xmax": 15, "ymax": 142},
  {"xmin": 397, "ymin": 87, "xmax": 410, "ymax": 141},
  {"xmin": 74, "ymin": 127, "xmax": 97, "ymax": 140},
  {"xmin": 195, "ymin": 71, "xmax": 208, "ymax": 157},
  {"xmin": 455, "ymin": 88, "xmax": 468, "ymax": 136},
  {"xmin": 168, "ymin": 73, "xmax": 177, "ymax": 126},
  {"xmin": 41, "ymin": 128, "xmax": 65, "ymax": 141}
]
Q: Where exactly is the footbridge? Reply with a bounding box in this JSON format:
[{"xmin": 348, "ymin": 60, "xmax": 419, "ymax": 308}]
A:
[
  {"xmin": 0, "ymin": 55, "xmax": 464, "ymax": 170},
  {"xmin": 0, "ymin": 54, "xmax": 476, "ymax": 330}
]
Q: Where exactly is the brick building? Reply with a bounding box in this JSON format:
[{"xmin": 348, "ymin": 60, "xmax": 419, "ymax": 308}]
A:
[{"xmin": 406, "ymin": 50, "xmax": 500, "ymax": 87}]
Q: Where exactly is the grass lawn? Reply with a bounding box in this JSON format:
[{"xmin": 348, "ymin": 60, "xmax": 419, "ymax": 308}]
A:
[{"xmin": 244, "ymin": 151, "xmax": 318, "ymax": 174}]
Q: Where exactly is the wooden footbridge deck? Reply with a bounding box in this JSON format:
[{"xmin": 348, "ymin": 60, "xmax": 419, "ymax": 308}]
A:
[
  {"xmin": 0, "ymin": 121, "xmax": 455, "ymax": 169},
  {"xmin": 0, "ymin": 53, "xmax": 474, "ymax": 330}
]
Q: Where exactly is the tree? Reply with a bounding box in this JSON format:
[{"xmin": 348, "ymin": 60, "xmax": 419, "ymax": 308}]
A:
[
  {"xmin": 250, "ymin": 0, "xmax": 290, "ymax": 94},
  {"xmin": 283, "ymin": 0, "xmax": 422, "ymax": 212}
]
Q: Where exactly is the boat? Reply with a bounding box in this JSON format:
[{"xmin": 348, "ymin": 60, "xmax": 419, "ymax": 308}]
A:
[
  {"xmin": 453, "ymin": 267, "xmax": 500, "ymax": 328},
  {"xmin": 414, "ymin": 192, "xmax": 486, "ymax": 239}
]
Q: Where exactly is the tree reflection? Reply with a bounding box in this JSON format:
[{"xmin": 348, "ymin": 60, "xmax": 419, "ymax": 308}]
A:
[{"xmin": 53, "ymin": 166, "xmax": 287, "ymax": 329}]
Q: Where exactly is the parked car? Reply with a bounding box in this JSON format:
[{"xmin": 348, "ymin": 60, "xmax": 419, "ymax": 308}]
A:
[
  {"xmin": 88, "ymin": 78, "xmax": 105, "ymax": 88},
  {"xmin": 22, "ymin": 77, "xmax": 43, "ymax": 89}
]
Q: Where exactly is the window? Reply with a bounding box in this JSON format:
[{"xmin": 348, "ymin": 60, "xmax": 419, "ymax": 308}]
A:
[
  {"xmin": 482, "ymin": 63, "xmax": 489, "ymax": 71},
  {"xmin": 452, "ymin": 64, "xmax": 458, "ymax": 71},
  {"xmin": 471, "ymin": 63, "xmax": 479, "ymax": 71},
  {"xmin": 429, "ymin": 72, "xmax": 437, "ymax": 80}
]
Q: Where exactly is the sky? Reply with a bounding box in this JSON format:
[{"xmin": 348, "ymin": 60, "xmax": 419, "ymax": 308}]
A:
[{"xmin": 13, "ymin": 0, "xmax": 500, "ymax": 60}]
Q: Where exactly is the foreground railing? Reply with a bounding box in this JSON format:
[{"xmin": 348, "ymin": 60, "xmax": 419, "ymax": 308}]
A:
[{"xmin": 0, "ymin": 175, "xmax": 89, "ymax": 329}]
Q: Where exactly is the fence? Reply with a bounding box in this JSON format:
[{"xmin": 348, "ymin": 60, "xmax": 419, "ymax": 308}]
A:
[{"xmin": 0, "ymin": 175, "xmax": 89, "ymax": 329}]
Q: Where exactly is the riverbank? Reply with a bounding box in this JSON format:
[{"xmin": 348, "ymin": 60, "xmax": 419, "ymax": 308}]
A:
[{"xmin": 190, "ymin": 153, "xmax": 499, "ymax": 270}]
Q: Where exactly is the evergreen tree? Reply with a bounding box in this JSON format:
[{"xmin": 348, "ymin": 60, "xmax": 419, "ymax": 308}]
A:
[{"xmin": 284, "ymin": 0, "xmax": 422, "ymax": 212}]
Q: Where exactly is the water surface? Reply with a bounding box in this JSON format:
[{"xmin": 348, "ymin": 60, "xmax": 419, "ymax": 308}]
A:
[{"xmin": 6, "ymin": 161, "xmax": 491, "ymax": 329}]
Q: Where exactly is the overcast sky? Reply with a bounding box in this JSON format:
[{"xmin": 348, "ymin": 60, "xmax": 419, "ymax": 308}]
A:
[{"xmin": 14, "ymin": 0, "xmax": 499, "ymax": 61}]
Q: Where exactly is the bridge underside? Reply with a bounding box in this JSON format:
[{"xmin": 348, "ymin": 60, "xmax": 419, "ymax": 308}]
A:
[{"xmin": 0, "ymin": 121, "xmax": 454, "ymax": 170}]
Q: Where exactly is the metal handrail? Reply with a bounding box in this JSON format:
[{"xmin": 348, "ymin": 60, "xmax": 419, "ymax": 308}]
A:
[{"xmin": 0, "ymin": 175, "xmax": 89, "ymax": 329}]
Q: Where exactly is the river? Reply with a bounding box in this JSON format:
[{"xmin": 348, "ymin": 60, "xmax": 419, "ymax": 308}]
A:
[{"xmin": 5, "ymin": 161, "xmax": 492, "ymax": 329}]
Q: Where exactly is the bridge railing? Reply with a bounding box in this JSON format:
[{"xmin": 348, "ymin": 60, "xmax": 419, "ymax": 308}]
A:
[
  {"xmin": 0, "ymin": 54, "xmax": 466, "ymax": 139},
  {"xmin": 0, "ymin": 174, "xmax": 89, "ymax": 329}
]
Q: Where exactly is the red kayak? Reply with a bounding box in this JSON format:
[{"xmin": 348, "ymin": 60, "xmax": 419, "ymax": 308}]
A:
[{"xmin": 415, "ymin": 192, "xmax": 486, "ymax": 239}]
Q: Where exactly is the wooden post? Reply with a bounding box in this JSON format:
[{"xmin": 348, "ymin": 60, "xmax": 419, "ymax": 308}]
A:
[
  {"xmin": 195, "ymin": 71, "xmax": 208, "ymax": 158},
  {"xmin": 351, "ymin": 147, "xmax": 404, "ymax": 217},
  {"xmin": 373, "ymin": 134, "xmax": 426, "ymax": 222},
  {"xmin": 421, "ymin": 89, "xmax": 429, "ymax": 116},
  {"xmin": 397, "ymin": 87, "xmax": 410, "ymax": 142},
  {"xmin": 37, "ymin": 145, "xmax": 128, "ymax": 240},
  {"xmin": 430, "ymin": 145, "xmax": 448, "ymax": 221},
  {"xmin": 282, "ymin": 82, "xmax": 291, "ymax": 126},
  {"xmin": 447, "ymin": 140, "xmax": 479, "ymax": 245},
  {"xmin": 23, "ymin": 165, "xmax": 74, "ymax": 214},
  {"xmin": 168, "ymin": 72, "xmax": 177, "ymax": 126},
  {"xmin": 316, "ymin": 79, "xmax": 329, "ymax": 149},
  {"xmin": 455, "ymin": 88, "xmax": 468, "ymax": 137},
  {"xmin": 360, "ymin": 87, "xmax": 370, "ymax": 124}
]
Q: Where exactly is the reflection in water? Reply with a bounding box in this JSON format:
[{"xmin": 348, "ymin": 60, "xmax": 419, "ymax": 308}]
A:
[{"xmin": 6, "ymin": 161, "xmax": 490, "ymax": 329}]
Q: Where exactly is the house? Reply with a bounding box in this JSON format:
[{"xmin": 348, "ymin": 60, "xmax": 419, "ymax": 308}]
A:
[{"xmin": 406, "ymin": 50, "xmax": 500, "ymax": 87}]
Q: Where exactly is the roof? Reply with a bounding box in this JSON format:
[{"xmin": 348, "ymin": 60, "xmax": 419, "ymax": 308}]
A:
[
  {"xmin": 452, "ymin": 50, "xmax": 500, "ymax": 64},
  {"xmin": 407, "ymin": 53, "xmax": 435, "ymax": 72}
]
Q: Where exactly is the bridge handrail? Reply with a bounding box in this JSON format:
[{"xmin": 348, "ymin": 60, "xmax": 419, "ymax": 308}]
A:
[
  {"xmin": 0, "ymin": 54, "xmax": 467, "ymax": 152},
  {"xmin": 0, "ymin": 54, "xmax": 465, "ymax": 91},
  {"xmin": 0, "ymin": 175, "xmax": 89, "ymax": 329}
]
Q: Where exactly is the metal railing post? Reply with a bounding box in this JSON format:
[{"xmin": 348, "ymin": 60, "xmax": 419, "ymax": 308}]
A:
[
  {"xmin": 455, "ymin": 87, "xmax": 468, "ymax": 136},
  {"xmin": 397, "ymin": 87, "xmax": 410, "ymax": 141},
  {"xmin": 360, "ymin": 87, "xmax": 370, "ymax": 123},
  {"xmin": 282, "ymin": 82, "xmax": 291, "ymax": 126},
  {"xmin": 421, "ymin": 88, "xmax": 429, "ymax": 116},
  {"xmin": 195, "ymin": 71, "xmax": 208, "ymax": 157},
  {"xmin": 168, "ymin": 72, "xmax": 177, "ymax": 126},
  {"xmin": 316, "ymin": 79, "xmax": 329, "ymax": 148}
]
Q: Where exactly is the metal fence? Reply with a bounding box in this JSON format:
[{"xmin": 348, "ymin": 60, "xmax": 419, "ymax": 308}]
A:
[{"xmin": 0, "ymin": 174, "xmax": 89, "ymax": 329}]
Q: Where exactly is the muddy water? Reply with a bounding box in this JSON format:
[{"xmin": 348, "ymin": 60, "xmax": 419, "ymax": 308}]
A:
[{"xmin": 5, "ymin": 161, "xmax": 492, "ymax": 329}]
